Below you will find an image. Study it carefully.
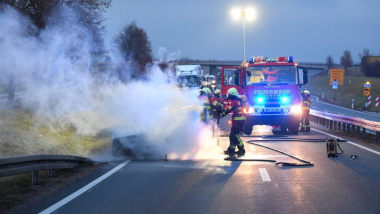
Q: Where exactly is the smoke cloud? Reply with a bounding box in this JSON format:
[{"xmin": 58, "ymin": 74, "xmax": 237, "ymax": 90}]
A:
[{"xmin": 0, "ymin": 6, "xmax": 220, "ymax": 160}]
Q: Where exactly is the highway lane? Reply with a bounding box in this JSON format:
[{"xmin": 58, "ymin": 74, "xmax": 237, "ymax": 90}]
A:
[
  {"xmin": 20, "ymin": 127, "xmax": 380, "ymax": 214},
  {"xmin": 311, "ymin": 95, "xmax": 380, "ymax": 122}
]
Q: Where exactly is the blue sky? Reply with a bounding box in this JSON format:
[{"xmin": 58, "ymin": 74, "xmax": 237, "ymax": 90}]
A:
[{"xmin": 104, "ymin": 0, "xmax": 380, "ymax": 63}]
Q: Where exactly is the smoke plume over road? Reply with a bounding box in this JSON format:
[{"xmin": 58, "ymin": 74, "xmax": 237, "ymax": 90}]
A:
[{"xmin": 0, "ymin": 6, "xmax": 219, "ymax": 160}]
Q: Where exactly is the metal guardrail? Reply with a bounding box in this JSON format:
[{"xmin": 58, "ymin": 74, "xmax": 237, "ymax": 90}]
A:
[
  {"xmin": 310, "ymin": 109, "xmax": 380, "ymax": 142},
  {"xmin": 0, "ymin": 154, "xmax": 92, "ymax": 184}
]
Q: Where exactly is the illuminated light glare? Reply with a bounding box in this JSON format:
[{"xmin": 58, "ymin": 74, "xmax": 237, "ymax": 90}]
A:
[
  {"xmin": 281, "ymin": 96, "xmax": 290, "ymax": 104},
  {"xmin": 249, "ymin": 107, "xmax": 254, "ymax": 113},
  {"xmin": 231, "ymin": 8, "xmax": 256, "ymax": 21},
  {"xmin": 231, "ymin": 8, "xmax": 242, "ymax": 20},
  {"xmin": 244, "ymin": 8, "xmax": 256, "ymax": 21},
  {"xmin": 256, "ymin": 97, "xmax": 265, "ymax": 104},
  {"xmin": 290, "ymin": 105, "xmax": 302, "ymax": 114}
]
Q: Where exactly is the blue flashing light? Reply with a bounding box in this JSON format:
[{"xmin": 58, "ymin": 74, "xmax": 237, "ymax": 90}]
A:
[
  {"xmin": 280, "ymin": 96, "xmax": 290, "ymax": 104},
  {"xmin": 288, "ymin": 56, "xmax": 293, "ymax": 63},
  {"xmin": 255, "ymin": 97, "xmax": 265, "ymax": 104}
]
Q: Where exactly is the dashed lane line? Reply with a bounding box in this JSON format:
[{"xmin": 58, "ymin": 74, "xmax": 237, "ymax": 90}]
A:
[{"xmin": 259, "ymin": 168, "xmax": 271, "ymax": 182}]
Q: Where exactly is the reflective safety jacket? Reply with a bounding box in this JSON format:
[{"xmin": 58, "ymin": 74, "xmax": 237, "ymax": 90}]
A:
[
  {"xmin": 222, "ymin": 98, "xmax": 246, "ymax": 121},
  {"xmin": 199, "ymin": 95, "xmax": 213, "ymax": 121},
  {"xmin": 211, "ymin": 95, "xmax": 221, "ymax": 113},
  {"xmin": 302, "ymin": 94, "xmax": 311, "ymax": 110}
]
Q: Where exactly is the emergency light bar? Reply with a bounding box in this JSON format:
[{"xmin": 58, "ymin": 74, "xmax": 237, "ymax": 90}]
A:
[{"xmin": 249, "ymin": 56, "xmax": 294, "ymax": 63}]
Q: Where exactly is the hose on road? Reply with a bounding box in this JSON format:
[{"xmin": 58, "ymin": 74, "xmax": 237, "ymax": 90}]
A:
[{"xmin": 225, "ymin": 139, "xmax": 315, "ymax": 167}]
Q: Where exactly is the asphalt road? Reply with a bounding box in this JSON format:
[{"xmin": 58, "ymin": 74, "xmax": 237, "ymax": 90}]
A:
[
  {"xmin": 311, "ymin": 95, "xmax": 380, "ymax": 122},
  {"xmin": 17, "ymin": 119, "xmax": 380, "ymax": 214}
]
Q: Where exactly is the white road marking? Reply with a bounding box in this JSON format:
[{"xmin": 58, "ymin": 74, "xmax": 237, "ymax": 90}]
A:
[
  {"xmin": 39, "ymin": 160, "xmax": 131, "ymax": 214},
  {"xmin": 313, "ymin": 128, "xmax": 380, "ymax": 156},
  {"xmin": 249, "ymin": 145, "xmax": 256, "ymax": 151},
  {"xmin": 259, "ymin": 168, "xmax": 271, "ymax": 182}
]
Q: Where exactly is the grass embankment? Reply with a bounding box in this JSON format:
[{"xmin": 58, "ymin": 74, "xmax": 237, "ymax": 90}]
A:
[
  {"xmin": 0, "ymin": 109, "xmax": 111, "ymax": 204},
  {"xmin": 304, "ymin": 75, "xmax": 380, "ymax": 111}
]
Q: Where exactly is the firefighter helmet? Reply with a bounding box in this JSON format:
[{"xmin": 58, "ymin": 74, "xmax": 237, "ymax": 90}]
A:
[
  {"xmin": 214, "ymin": 89, "xmax": 221, "ymax": 94},
  {"xmin": 227, "ymin": 87, "xmax": 239, "ymax": 96},
  {"xmin": 202, "ymin": 87, "xmax": 211, "ymax": 94},
  {"xmin": 304, "ymin": 90, "xmax": 310, "ymax": 96}
]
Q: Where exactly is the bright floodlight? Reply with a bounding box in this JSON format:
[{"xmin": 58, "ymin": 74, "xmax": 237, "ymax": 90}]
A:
[
  {"xmin": 231, "ymin": 8, "xmax": 242, "ymax": 20},
  {"xmin": 231, "ymin": 8, "xmax": 256, "ymax": 21},
  {"xmin": 244, "ymin": 8, "xmax": 256, "ymax": 21}
]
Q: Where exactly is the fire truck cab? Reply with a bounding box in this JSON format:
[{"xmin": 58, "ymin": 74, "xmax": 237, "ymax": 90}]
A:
[{"xmin": 221, "ymin": 56, "xmax": 309, "ymax": 135}]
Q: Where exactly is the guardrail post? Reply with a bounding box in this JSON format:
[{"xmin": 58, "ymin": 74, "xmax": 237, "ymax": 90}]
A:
[
  {"xmin": 32, "ymin": 171, "xmax": 39, "ymax": 185},
  {"xmin": 347, "ymin": 124, "xmax": 351, "ymax": 134},
  {"xmin": 329, "ymin": 120, "xmax": 333, "ymax": 130},
  {"xmin": 376, "ymin": 131, "xmax": 380, "ymax": 142},
  {"xmin": 343, "ymin": 123, "xmax": 346, "ymax": 133},
  {"xmin": 333, "ymin": 121, "xmax": 337, "ymax": 131},
  {"xmin": 362, "ymin": 128, "xmax": 366, "ymax": 139},
  {"xmin": 351, "ymin": 125, "xmax": 356, "ymax": 137},
  {"xmin": 356, "ymin": 126, "xmax": 360, "ymax": 138},
  {"xmin": 338, "ymin": 122, "xmax": 341, "ymax": 131},
  {"xmin": 48, "ymin": 170, "xmax": 54, "ymax": 178}
]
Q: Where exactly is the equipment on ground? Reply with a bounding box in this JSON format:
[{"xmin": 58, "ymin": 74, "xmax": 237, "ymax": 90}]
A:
[
  {"xmin": 224, "ymin": 139, "xmax": 314, "ymax": 166},
  {"xmin": 221, "ymin": 56, "xmax": 309, "ymax": 135},
  {"xmin": 326, "ymin": 138, "xmax": 344, "ymax": 158}
]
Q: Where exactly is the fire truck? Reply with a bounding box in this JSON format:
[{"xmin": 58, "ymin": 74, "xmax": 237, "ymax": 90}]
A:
[{"xmin": 221, "ymin": 56, "xmax": 309, "ymax": 135}]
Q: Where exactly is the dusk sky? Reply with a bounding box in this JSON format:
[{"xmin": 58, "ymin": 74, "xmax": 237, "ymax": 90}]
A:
[{"xmin": 104, "ymin": 0, "xmax": 380, "ymax": 63}]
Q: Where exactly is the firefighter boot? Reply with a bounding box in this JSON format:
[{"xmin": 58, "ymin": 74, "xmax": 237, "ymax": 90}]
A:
[
  {"xmin": 300, "ymin": 127, "xmax": 305, "ymax": 132},
  {"xmin": 306, "ymin": 127, "xmax": 310, "ymax": 132},
  {"xmin": 225, "ymin": 147, "xmax": 236, "ymax": 156},
  {"xmin": 237, "ymin": 148, "xmax": 245, "ymax": 156}
]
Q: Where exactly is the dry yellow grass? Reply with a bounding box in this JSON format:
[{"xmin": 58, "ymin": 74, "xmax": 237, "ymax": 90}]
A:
[{"xmin": 0, "ymin": 109, "xmax": 111, "ymax": 205}]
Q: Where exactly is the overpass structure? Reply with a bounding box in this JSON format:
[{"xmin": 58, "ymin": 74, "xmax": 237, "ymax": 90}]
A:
[{"xmin": 177, "ymin": 59, "xmax": 341, "ymax": 80}]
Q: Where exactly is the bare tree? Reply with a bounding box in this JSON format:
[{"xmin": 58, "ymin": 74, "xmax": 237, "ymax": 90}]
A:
[
  {"xmin": 340, "ymin": 50, "xmax": 353, "ymax": 76},
  {"xmin": 359, "ymin": 49, "xmax": 370, "ymax": 77},
  {"xmin": 325, "ymin": 55, "xmax": 334, "ymax": 75},
  {"xmin": 114, "ymin": 21, "xmax": 153, "ymax": 78},
  {"xmin": 0, "ymin": 0, "xmax": 111, "ymax": 108}
]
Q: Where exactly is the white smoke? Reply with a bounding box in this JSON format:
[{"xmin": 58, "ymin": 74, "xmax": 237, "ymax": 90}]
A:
[{"xmin": 0, "ymin": 6, "xmax": 220, "ymax": 160}]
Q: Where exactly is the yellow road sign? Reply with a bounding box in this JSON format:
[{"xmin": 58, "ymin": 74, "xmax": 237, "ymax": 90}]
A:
[
  {"xmin": 330, "ymin": 69, "xmax": 344, "ymax": 85},
  {"xmin": 364, "ymin": 88, "xmax": 370, "ymax": 96}
]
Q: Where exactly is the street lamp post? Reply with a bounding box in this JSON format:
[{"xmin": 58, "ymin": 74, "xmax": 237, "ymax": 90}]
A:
[{"xmin": 231, "ymin": 8, "xmax": 256, "ymax": 62}]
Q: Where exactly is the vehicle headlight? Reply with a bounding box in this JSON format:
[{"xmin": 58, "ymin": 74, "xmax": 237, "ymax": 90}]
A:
[{"xmin": 290, "ymin": 105, "xmax": 302, "ymax": 114}]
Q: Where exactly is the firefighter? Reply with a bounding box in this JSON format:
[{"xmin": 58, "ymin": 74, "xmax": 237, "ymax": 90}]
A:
[
  {"xmin": 211, "ymin": 89, "xmax": 222, "ymax": 125},
  {"xmin": 199, "ymin": 87, "xmax": 213, "ymax": 124},
  {"xmin": 221, "ymin": 87, "xmax": 246, "ymax": 156},
  {"xmin": 300, "ymin": 90, "xmax": 311, "ymax": 132}
]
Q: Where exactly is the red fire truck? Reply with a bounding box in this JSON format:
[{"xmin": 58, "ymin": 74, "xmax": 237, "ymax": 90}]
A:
[{"xmin": 221, "ymin": 56, "xmax": 309, "ymax": 135}]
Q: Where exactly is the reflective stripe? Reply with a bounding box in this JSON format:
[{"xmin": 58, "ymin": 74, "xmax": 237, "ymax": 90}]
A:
[
  {"xmin": 233, "ymin": 116, "xmax": 246, "ymax": 120},
  {"xmin": 237, "ymin": 134, "xmax": 244, "ymax": 146}
]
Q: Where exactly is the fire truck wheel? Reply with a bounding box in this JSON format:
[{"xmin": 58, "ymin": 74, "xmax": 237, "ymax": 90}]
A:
[{"xmin": 288, "ymin": 123, "xmax": 299, "ymax": 135}]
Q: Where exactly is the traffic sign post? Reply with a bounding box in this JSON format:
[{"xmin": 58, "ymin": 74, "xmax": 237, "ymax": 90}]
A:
[
  {"xmin": 330, "ymin": 69, "xmax": 344, "ymax": 85},
  {"xmin": 376, "ymin": 96, "xmax": 379, "ymax": 112},
  {"xmin": 364, "ymin": 82, "xmax": 371, "ymax": 96},
  {"xmin": 332, "ymin": 80, "xmax": 338, "ymax": 104}
]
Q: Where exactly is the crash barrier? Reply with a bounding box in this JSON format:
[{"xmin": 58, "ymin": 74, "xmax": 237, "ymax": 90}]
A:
[
  {"xmin": 0, "ymin": 154, "xmax": 92, "ymax": 185},
  {"xmin": 310, "ymin": 109, "xmax": 380, "ymax": 142}
]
